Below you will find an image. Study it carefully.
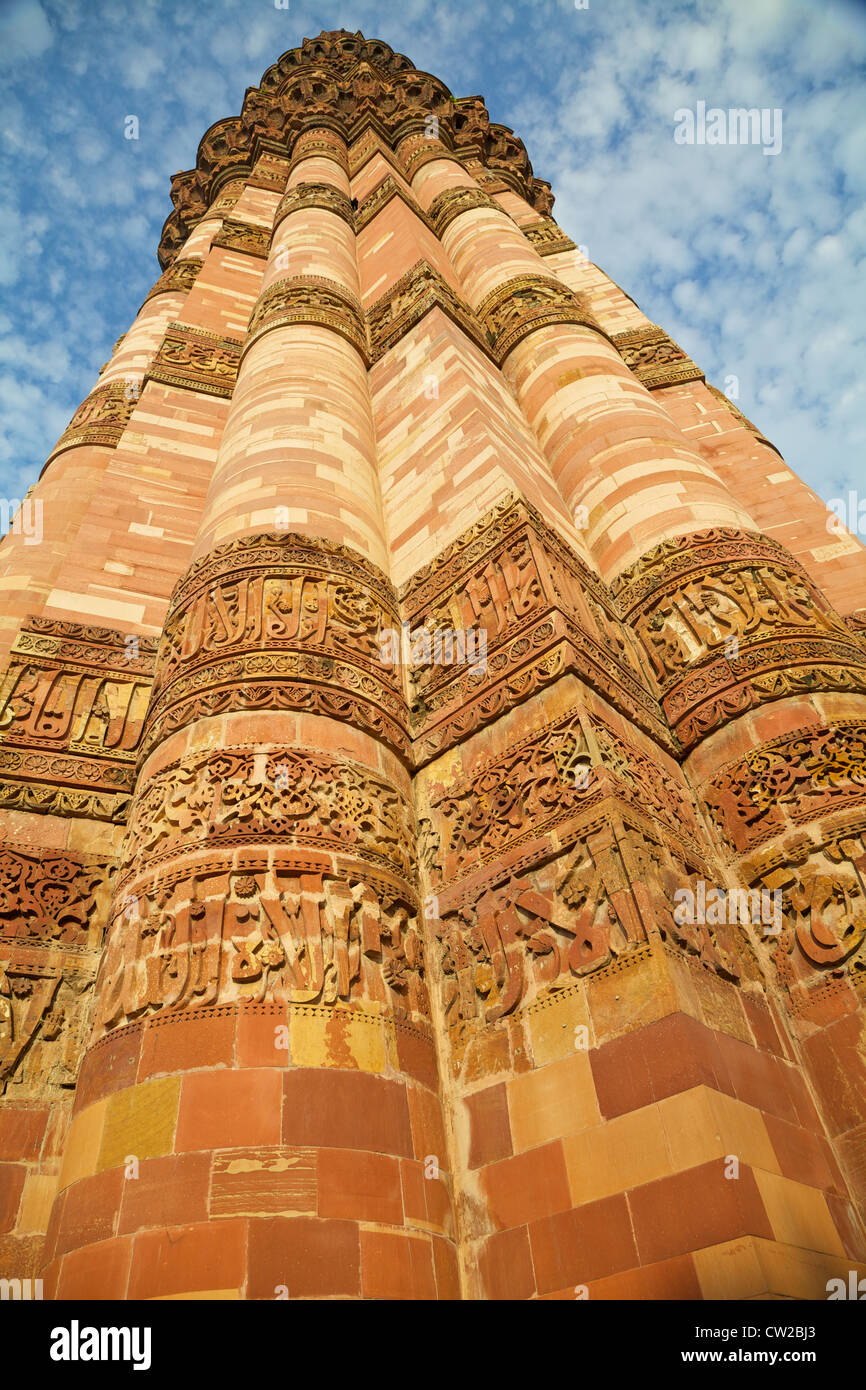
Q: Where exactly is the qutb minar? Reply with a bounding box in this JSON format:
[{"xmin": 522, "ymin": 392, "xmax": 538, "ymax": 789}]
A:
[{"xmin": 1, "ymin": 29, "xmax": 865, "ymax": 1301}]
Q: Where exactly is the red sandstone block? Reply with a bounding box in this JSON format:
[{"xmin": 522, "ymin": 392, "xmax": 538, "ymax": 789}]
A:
[
  {"xmin": 175, "ymin": 1069, "xmax": 282, "ymax": 1152},
  {"xmin": 741, "ymin": 995, "xmax": 785, "ymax": 1058},
  {"xmin": 75, "ymin": 1026, "xmax": 144, "ymax": 1112},
  {"xmin": 465, "ymin": 1083, "xmax": 512, "ymax": 1169},
  {"xmin": 482, "ymin": 1141, "xmax": 571, "ymax": 1230},
  {"xmin": 139, "ymin": 1009, "xmax": 236, "ymax": 1080},
  {"xmin": 479, "ymin": 1225, "xmax": 536, "ymax": 1300},
  {"xmin": 0, "ymin": 1162, "xmax": 26, "ymax": 1234},
  {"xmin": 118, "ymin": 1152, "xmax": 211, "ymax": 1235},
  {"xmin": 528, "ymin": 1194, "xmax": 637, "ymax": 1294},
  {"xmin": 56, "ymin": 1235, "xmax": 133, "ymax": 1300},
  {"xmin": 360, "ymin": 1228, "xmax": 436, "ymax": 1300},
  {"xmin": 762, "ymin": 1112, "xmax": 838, "ymax": 1193},
  {"xmin": 628, "ymin": 1160, "xmax": 773, "ymax": 1265},
  {"xmin": 247, "ymin": 1215, "xmax": 360, "ymax": 1299},
  {"xmin": 282, "ymin": 1069, "xmax": 413, "ymax": 1156},
  {"xmin": 714, "ymin": 1033, "xmax": 799, "ymax": 1125},
  {"xmin": 801, "ymin": 1015, "xmax": 866, "ymax": 1136},
  {"xmin": 432, "ymin": 1233, "xmax": 461, "ymax": 1300},
  {"xmin": 0, "ymin": 1106, "xmax": 48, "ymax": 1161},
  {"xmin": 128, "ymin": 1218, "xmax": 246, "ymax": 1299},
  {"xmin": 237, "ymin": 1005, "xmax": 290, "ymax": 1069},
  {"xmin": 395, "ymin": 1025, "xmax": 439, "ymax": 1090},
  {"xmin": 590, "ymin": 1013, "xmax": 732, "ymax": 1118},
  {"xmin": 825, "ymin": 1193, "xmax": 866, "ymax": 1263},
  {"xmin": 318, "ymin": 1148, "xmax": 402, "ymax": 1225},
  {"xmin": 588, "ymin": 1253, "xmax": 702, "ymax": 1301},
  {"xmin": 400, "ymin": 1159, "xmax": 427, "ymax": 1225},
  {"xmin": 54, "ymin": 1167, "xmax": 123, "ymax": 1257}
]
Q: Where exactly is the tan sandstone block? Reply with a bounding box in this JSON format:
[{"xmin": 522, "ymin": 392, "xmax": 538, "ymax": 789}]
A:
[
  {"xmin": 97, "ymin": 1076, "xmax": 181, "ymax": 1173},
  {"xmin": 753, "ymin": 1170, "xmax": 846, "ymax": 1257},
  {"xmin": 563, "ymin": 1102, "xmax": 671, "ymax": 1205},
  {"xmin": 507, "ymin": 1052, "xmax": 600, "ymax": 1152}
]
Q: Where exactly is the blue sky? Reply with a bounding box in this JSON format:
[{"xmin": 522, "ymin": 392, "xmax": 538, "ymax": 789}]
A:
[{"xmin": 1, "ymin": 0, "xmax": 864, "ymax": 509}]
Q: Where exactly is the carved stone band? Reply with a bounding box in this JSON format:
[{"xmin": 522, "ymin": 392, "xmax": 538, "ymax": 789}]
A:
[
  {"xmin": 523, "ymin": 218, "xmax": 578, "ymax": 257},
  {"xmin": 146, "ymin": 323, "xmax": 244, "ymax": 399},
  {"xmin": 475, "ymin": 273, "xmax": 608, "ymax": 364},
  {"xmin": 367, "ymin": 259, "xmax": 487, "ymax": 363},
  {"xmin": 273, "ymin": 180, "xmax": 355, "ymax": 231},
  {"xmin": 143, "ymin": 531, "xmax": 409, "ymax": 762},
  {"xmin": 141, "ymin": 256, "xmax": 204, "ymax": 308},
  {"xmin": 45, "ymin": 381, "xmax": 137, "ymax": 465},
  {"xmin": 611, "ymin": 324, "xmax": 703, "ymax": 389},
  {"xmin": 212, "ymin": 217, "xmax": 272, "ymax": 259},
  {"xmin": 427, "ymin": 185, "xmax": 504, "ymax": 237},
  {"xmin": 245, "ymin": 274, "xmax": 369, "ymax": 362}
]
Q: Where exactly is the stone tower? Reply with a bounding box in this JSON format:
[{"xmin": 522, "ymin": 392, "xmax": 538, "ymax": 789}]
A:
[{"xmin": 1, "ymin": 29, "xmax": 866, "ymax": 1302}]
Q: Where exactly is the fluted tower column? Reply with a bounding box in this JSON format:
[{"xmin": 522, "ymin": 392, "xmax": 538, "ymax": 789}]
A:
[{"xmin": 43, "ymin": 122, "xmax": 457, "ymax": 1302}]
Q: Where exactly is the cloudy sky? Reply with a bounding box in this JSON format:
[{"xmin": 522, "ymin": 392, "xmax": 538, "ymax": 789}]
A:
[{"xmin": 1, "ymin": 0, "xmax": 864, "ymax": 512}]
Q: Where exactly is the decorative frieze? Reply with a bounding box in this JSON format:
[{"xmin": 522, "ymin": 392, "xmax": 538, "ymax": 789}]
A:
[
  {"xmin": 246, "ymin": 275, "xmax": 369, "ymax": 362},
  {"xmin": 141, "ymin": 255, "xmax": 204, "ymax": 307},
  {"xmin": 522, "ymin": 217, "xmax": 578, "ymax": 257},
  {"xmin": 146, "ymin": 322, "xmax": 244, "ymax": 398},
  {"xmin": 367, "ymin": 259, "xmax": 487, "ymax": 363},
  {"xmin": 273, "ymin": 181, "xmax": 355, "ymax": 232},
  {"xmin": 614, "ymin": 528, "xmax": 866, "ymax": 749},
  {"xmin": 476, "ymin": 273, "xmax": 606, "ymax": 364},
  {"xmin": 0, "ymin": 616, "xmax": 155, "ymax": 815},
  {"xmin": 211, "ymin": 217, "xmax": 272, "ymax": 258},
  {"xmin": 45, "ymin": 380, "xmax": 137, "ymax": 464},
  {"xmin": 142, "ymin": 531, "xmax": 409, "ymax": 762},
  {"xmin": 611, "ymin": 323, "xmax": 703, "ymax": 388}
]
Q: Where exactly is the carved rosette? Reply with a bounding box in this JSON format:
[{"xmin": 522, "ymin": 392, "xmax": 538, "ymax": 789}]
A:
[
  {"xmin": 246, "ymin": 275, "xmax": 369, "ymax": 362},
  {"xmin": 611, "ymin": 324, "xmax": 703, "ymax": 388},
  {"xmin": 475, "ymin": 274, "xmax": 607, "ymax": 364},
  {"xmin": 145, "ymin": 323, "xmax": 244, "ymax": 398},
  {"xmin": 141, "ymin": 531, "xmax": 410, "ymax": 762},
  {"xmin": 46, "ymin": 381, "xmax": 138, "ymax": 464},
  {"xmin": 613, "ymin": 528, "xmax": 866, "ymax": 750},
  {"xmin": 273, "ymin": 181, "xmax": 355, "ymax": 231}
]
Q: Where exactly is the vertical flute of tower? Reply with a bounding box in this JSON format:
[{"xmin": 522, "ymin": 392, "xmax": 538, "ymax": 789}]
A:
[
  {"xmin": 45, "ymin": 125, "xmax": 459, "ymax": 1302},
  {"xmin": 398, "ymin": 132, "xmax": 755, "ymax": 580},
  {"xmin": 0, "ymin": 244, "xmax": 205, "ymax": 667},
  {"xmin": 191, "ymin": 127, "xmax": 387, "ymax": 566}
]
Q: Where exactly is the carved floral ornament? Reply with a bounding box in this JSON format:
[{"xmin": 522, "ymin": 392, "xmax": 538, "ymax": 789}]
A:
[{"xmin": 158, "ymin": 29, "xmax": 553, "ymax": 267}]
